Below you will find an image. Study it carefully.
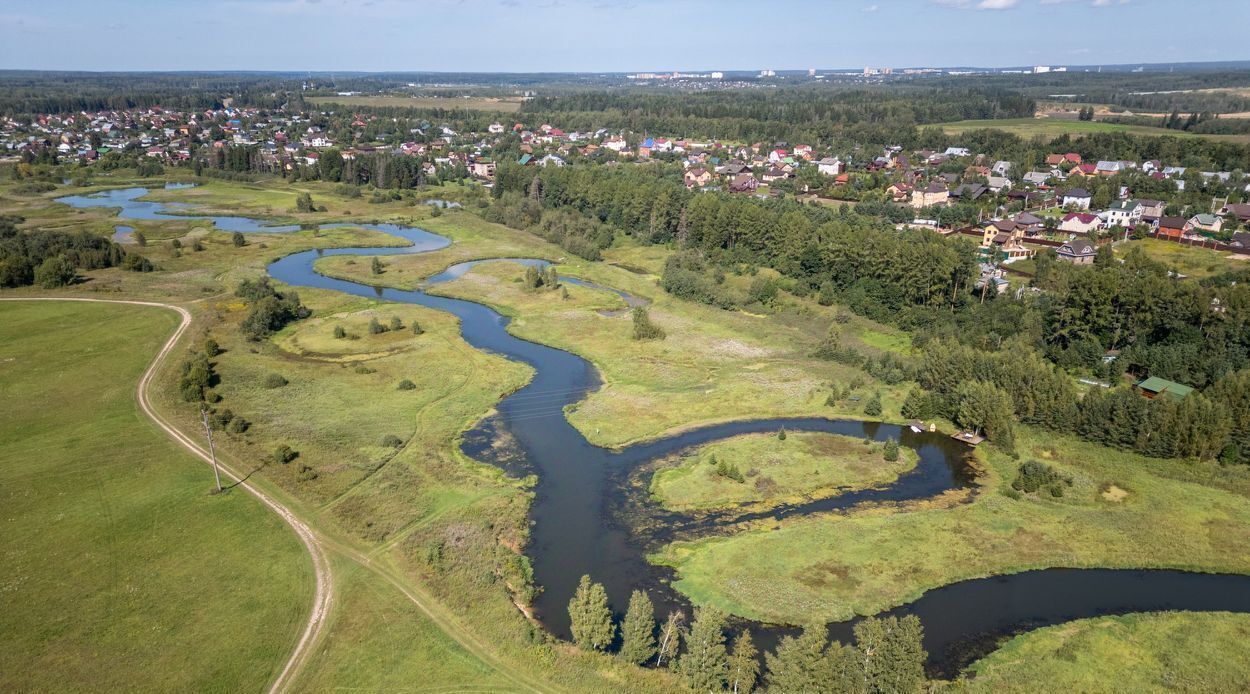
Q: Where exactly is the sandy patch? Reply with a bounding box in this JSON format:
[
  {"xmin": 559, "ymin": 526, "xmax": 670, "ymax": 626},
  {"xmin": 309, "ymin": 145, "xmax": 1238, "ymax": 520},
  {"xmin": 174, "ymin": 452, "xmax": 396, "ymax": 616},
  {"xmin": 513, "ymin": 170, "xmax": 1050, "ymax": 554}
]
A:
[{"xmin": 1101, "ymin": 484, "xmax": 1129, "ymax": 502}]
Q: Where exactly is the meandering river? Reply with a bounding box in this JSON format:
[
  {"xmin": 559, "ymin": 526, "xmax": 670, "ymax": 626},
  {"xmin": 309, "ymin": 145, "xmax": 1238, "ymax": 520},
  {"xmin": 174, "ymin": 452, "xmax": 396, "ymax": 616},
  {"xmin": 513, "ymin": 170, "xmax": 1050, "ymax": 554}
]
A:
[{"xmin": 59, "ymin": 186, "xmax": 1250, "ymax": 677}]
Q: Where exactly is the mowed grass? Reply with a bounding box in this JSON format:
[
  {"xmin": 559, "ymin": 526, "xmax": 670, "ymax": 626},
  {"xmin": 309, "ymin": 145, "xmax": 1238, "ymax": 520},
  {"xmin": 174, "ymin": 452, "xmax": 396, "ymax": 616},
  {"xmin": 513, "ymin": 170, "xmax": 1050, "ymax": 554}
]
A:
[
  {"xmin": 424, "ymin": 259, "xmax": 906, "ymax": 447},
  {"xmin": 654, "ymin": 426, "xmax": 1250, "ymax": 625},
  {"xmin": 961, "ymin": 612, "xmax": 1250, "ymax": 692},
  {"xmin": 0, "ymin": 301, "xmax": 312, "ymax": 692},
  {"xmin": 650, "ymin": 431, "xmax": 917, "ymax": 514},
  {"xmin": 1117, "ymin": 238, "xmax": 1249, "ymax": 279},
  {"xmin": 308, "ymin": 95, "xmax": 524, "ymax": 113},
  {"xmin": 937, "ymin": 117, "xmax": 1250, "ymax": 143}
]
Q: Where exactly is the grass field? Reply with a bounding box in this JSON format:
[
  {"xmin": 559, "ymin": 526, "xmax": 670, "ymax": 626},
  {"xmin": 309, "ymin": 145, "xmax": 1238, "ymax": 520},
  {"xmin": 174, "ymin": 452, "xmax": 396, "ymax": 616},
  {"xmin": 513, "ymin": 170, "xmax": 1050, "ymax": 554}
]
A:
[
  {"xmin": 308, "ymin": 95, "xmax": 524, "ymax": 113},
  {"xmin": 650, "ymin": 431, "xmax": 917, "ymax": 514},
  {"xmin": 1116, "ymin": 238, "xmax": 1249, "ymax": 279},
  {"xmin": 960, "ymin": 612, "xmax": 1250, "ymax": 692},
  {"xmin": 0, "ymin": 301, "xmax": 312, "ymax": 692},
  {"xmin": 654, "ymin": 426, "xmax": 1250, "ymax": 625},
  {"xmin": 937, "ymin": 117, "xmax": 1250, "ymax": 143},
  {"xmin": 423, "ymin": 259, "xmax": 908, "ymax": 447}
]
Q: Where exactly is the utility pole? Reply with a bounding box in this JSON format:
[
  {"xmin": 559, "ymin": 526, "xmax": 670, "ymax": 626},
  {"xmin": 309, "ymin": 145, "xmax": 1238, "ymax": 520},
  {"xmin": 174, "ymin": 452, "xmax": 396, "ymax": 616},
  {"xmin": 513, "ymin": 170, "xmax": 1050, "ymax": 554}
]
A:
[{"xmin": 200, "ymin": 405, "xmax": 223, "ymax": 492}]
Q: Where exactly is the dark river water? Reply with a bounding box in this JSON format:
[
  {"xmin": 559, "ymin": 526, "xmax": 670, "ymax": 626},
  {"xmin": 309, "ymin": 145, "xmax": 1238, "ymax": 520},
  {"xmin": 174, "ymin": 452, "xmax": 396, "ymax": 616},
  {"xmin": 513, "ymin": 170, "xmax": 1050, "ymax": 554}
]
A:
[{"xmin": 59, "ymin": 187, "xmax": 1250, "ymax": 677}]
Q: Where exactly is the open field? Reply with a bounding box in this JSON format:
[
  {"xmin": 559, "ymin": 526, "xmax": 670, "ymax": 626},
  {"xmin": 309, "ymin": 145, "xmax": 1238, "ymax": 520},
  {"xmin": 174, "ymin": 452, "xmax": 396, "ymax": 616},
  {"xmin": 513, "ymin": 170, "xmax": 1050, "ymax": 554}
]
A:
[
  {"xmin": 650, "ymin": 431, "xmax": 917, "ymax": 514},
  {"xmin": 308, "ymin": 95, "xmax": 524, "ymax": 113},
  {"xmin": 960, "ymin": 612, "xmax": 1250, "ymax": 692},
  {"xmin": 427, "ymin": 259, "xmax": 909, "ymax": 447},
  {"xmin": 654, "ymin": 426, "xmax": 1250, "ymax": 625},
  {"xmin": 1116, "ymin": 238, "xmax": 1249, "ymax": 279},
  {"xmin": 937, "ymin": 117, "xmax": 1250, "ymax": 143},
  {"xmin": 0, "ymin": 301, "xmax": 312, "ymax": 692},
  {"xmin": 320, "ymin": 217, "xmax": 911, "ymax": 448}
]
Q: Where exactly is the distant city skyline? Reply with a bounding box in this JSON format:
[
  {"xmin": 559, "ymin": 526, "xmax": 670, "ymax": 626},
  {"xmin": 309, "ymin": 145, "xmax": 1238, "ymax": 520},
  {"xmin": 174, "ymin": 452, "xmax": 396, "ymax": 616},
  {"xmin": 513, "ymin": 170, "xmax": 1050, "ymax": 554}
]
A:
[{"xmin": 2, "ymin": 0, "xmax": 1248, "ymax": 73}]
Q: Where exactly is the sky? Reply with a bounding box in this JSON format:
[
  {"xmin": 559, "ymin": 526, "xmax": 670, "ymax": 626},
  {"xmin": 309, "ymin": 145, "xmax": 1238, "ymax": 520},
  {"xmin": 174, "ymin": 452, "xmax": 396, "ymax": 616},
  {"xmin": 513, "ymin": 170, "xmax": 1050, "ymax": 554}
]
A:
[{"xmin": 1, "ymin": 0, "xmax": 1248, "ymax": 73}]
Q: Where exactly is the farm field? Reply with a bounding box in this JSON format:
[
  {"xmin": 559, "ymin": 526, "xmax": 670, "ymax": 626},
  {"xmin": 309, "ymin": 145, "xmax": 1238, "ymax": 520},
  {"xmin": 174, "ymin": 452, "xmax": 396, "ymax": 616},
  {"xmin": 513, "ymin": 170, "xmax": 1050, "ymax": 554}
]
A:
[
  {"xmin": 308, "ymin": 95, "xmax": 524, "ymax": 112},
  {"xmin": 937, "ymin": 117, "xmax": 1250, "ymax": 143},
  {"xmin": 0, "ymin": 301, "xmax": 312, "ymax": 692}
]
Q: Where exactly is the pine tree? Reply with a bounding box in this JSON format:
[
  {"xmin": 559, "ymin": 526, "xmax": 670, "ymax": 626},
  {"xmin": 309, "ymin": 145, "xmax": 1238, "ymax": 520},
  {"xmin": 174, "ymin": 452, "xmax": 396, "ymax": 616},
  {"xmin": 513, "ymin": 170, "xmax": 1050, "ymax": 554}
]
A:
[
  {"xmin": 864, "ymin": 391, "xmax": 883, "ymax": 417},
  {"xmin": 764, "ymin": 624, "xmax": 831, "ymax": 693},
  {"xmin": 567, "ymin": 574, "xmax": 615, "ymax": 651},
  {"xmin": 900, "ymin": 387, "xmax": 930, "ymax": 420},
  {"xmin": 679, "ymin": 606, "xmax": 729, "ymax": 692},
  {"xmin": 727, "ymin": 629, "xmax": 759, "ymax": 694},
  {"xmin": 854, "ymin": 615, "xmax": 925, "ymax": 694},
  {"xmin": 620, "ymin": 590, "xmax": 657, "ymax": 665},
  {"xmin": 656, "ymin": 610, "xmax": 685, "ymax": 667},
  {"xmin": 883, "ymin": 438, "xmax": 900, "ymax": 462},
  {"xmin": 371, "ymin": 256, "xmax": 384, "ymax": 275}
]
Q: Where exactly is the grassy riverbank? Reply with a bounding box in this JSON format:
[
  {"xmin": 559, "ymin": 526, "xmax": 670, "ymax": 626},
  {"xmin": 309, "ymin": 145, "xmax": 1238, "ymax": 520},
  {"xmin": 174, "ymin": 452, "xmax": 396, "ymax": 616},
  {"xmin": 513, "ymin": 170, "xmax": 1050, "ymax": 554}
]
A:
[
  {"xmin": 958, "ymin": 612, "xmax": 1250, "ymax": 691},
  {"xmin": 0, "ymin": 301, "xmax": 312, "ymax": 692},
  {"xmin": 386, "ymin": 255, "xmax": 910, "ymax": 447},
  {"xmin": 654, "ymin": 426, "xmax": 1250, "ymax": 625},
  {"xmin": 650, "ymin": 431, "xmax": 917, "ymax": 514}
]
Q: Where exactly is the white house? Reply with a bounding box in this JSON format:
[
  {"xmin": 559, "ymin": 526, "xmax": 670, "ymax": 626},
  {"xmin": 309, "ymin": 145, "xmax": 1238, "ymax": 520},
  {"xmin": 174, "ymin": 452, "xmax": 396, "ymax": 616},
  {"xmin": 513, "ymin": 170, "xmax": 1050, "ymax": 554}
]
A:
[
  {"xmin": 816, "ymin": 157, "xmax": 844, "ymax": 176},
  {"xmin": 944, "ymin": 146, "xmax": 971, "ymax": 157},
  {"xmin": 1099, "ymin": 200, "xmax": 1142, "ymax": 228},
  {"xmin": 1062, "ymin": 188, "xmax": 1092, "ymax": 210}
]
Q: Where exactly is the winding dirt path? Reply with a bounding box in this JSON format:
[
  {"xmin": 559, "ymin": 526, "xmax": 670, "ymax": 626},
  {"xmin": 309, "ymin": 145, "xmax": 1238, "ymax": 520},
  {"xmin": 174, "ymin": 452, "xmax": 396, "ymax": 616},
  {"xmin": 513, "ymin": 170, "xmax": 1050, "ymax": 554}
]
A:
[{"xmin": 1, "ymin": 297, "xmax": 552, "ymax": 694}]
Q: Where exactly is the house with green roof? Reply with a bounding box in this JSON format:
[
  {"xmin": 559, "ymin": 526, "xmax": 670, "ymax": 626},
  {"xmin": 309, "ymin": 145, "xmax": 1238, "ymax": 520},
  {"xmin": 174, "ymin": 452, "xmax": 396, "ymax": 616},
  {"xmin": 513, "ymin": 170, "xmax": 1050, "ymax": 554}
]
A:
[{"xmin": 1136, "ymin": 376, "xmax": 1194, "ymax": 402}]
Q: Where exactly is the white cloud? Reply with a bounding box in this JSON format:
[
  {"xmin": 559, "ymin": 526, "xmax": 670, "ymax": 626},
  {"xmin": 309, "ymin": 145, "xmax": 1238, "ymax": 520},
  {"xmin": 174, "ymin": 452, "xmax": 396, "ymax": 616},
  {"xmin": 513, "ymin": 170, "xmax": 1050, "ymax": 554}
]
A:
[
  {"xmin": 862, "ymin": 3, "xmax": 879, "ymax": 11},
  {"xmin": 932, "ymin": 0, "xmax": 1020, "ymax": 9}
]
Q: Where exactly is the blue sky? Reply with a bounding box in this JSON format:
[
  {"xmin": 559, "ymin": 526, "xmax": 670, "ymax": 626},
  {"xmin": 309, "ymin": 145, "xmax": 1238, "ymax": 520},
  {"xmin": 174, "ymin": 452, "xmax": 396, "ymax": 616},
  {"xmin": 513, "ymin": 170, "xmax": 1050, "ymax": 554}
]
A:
[{"xmin": 1, "ymin": 0, "xmax": 1247, "ymax": 72}]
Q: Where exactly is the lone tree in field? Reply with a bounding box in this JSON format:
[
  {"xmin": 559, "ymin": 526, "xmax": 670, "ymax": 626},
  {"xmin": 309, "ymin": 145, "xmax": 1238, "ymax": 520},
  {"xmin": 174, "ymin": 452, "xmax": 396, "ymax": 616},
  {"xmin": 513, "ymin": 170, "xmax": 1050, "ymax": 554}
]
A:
[
  {"xmin": 567, "ymin": 575, "xmax": 615, "ymax": 651},
  {"xmin": 231, "ymin": 231, "xmax": 246, "ymax": 247},
  {"xmin": 619, "ymin": 589, "xmax": 657, "ymax": 665},
  {"xmin": 656, "ymin": 610, "xmax": 685, "ymax": 667},
  {"xmin": 727, "ymin": 629, "xmax": 759, "ymax": 694},
  {"xmin": 678, "ymin": 606, "xmax": 729, "ymax": 692},
  {"xmin": 296, "ymin": 192, "xmax": 315, "ymax": 212},
  {"xmin": 371, "ymin": 256, "xmax": 384, "ymax": 275}
]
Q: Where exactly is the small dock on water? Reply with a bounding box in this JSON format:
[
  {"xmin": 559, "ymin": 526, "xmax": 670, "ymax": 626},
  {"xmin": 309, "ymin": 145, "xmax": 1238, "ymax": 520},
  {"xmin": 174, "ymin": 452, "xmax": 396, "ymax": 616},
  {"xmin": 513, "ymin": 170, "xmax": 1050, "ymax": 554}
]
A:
[{"xmin": 951, "ymin": 431, "xmax": 985, "ymax": 446}]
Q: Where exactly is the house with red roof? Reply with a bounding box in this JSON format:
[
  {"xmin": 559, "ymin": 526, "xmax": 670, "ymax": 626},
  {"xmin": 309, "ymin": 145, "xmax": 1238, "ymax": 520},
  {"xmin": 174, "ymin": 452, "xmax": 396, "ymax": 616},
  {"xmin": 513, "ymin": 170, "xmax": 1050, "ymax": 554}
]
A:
[{"xmin": 1060, "ymin": 212, "xmax": 1100, "ymax": 235}]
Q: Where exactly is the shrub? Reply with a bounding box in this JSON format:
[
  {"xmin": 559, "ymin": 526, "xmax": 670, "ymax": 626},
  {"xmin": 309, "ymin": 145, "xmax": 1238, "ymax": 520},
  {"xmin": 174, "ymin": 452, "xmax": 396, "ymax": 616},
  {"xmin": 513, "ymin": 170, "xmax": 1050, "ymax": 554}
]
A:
[
  {"xmin": 411, "ymin": 321, "xmax": 424, "ymax": 335},
  {"xmin": 171, "ymin": 238, "xmax": 182, "ymax": 249},
  {"xmin": 631, "ymin": 307, "xmax": 666, "ymax": 341},
  {"xmin": 1012, "ymin": 460, "xmax": 1072, "ymax": 494},
  {"xmin": 371, "ymin": 257, "xmax": 383, "ymax": 275},
  {"xmin": 34, "ymin": 254, "xmax": 76, "ymax": 288},
  {"xmin": 203, "ymin": 338, "xmax": 221, "ymax": 357},
  {"xmin": 354, "ymin": 365, "xmax": 376, "ymax": 374},
  {"xmin": 715, "ymin": 459, "xmax": 745, "ymax": 483},
  {"xmin": 263, "ymin": 373, "xmax": 288, "ymax": 389},
  {"xmin": 273, "ymin": 444, "xmax": 298, "ymax": 464},
  {"xmin": 369, "ymin": 317, "xmax": 386, "ymax": 334},
  {"xmin": 397, "ymin": 379, "xmax": 416, "ymax": 390},
  {"xmin": 883, "ymin": 438, "xmax": 900, "ymax": 462},
  {"xmin": 296, "ymin": 463, "xmax": 318, "ymax": 481},
  {"xmin": 389, "ymin": 316, "xmax": 403, "ymax": 331},
  {"xmin": 777, "ymin": 428, "xmax": 787, "ymax": 441},
  {"xmin": 227, "ymin": 416, "xmax": 250, "ymax": 434},
  {"xmin": 133, "ymin": 231, "xmax": 147, "ymax": 247},
  {"xmin": 333, "ymin": 325, "xmax": 347, "ymax": 339},
  {"xmin": 231, "ymin": 231, "xmax": 246, "ymax": 247},
  {"xmin": 192, "ymin": 240, "xmax": 205, "ymax": 252},
  {"xmin": 381, "ymin": 434, "xmax": 403, "ymax": 448}
]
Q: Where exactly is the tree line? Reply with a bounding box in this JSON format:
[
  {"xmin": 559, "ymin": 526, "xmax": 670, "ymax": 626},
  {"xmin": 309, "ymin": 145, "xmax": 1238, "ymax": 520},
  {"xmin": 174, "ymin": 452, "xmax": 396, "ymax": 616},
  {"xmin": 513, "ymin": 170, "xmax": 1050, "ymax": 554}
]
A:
[{"xmin": 568, "ymin": 574, "xmax": 927, "ymax": 693}]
